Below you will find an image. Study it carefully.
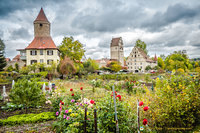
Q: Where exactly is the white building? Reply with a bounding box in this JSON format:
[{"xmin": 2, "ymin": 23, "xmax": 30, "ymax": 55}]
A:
[{"xmin": 126, "ymin": 46, "xmax": 157, "ymax": 73}]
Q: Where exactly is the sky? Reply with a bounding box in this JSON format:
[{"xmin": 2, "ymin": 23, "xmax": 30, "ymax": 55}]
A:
[{"xmin": 0, "ymin": 0, "xmax": 200, "ymax": 60}]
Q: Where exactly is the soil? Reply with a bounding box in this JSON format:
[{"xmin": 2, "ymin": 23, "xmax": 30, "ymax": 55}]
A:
[
  {"xmin": 0, "ymin": 103, "xmax": 53, "ymax": 119},
  {"xmin": 0, "ymin": 120, "xmax": 56, "ymax": 133}
]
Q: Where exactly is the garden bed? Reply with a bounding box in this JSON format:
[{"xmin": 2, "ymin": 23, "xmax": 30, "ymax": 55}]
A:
[
  {"xmin": 0, "ymin": 103, "xmax": 53, "ymax": 119},
  {"xmin": 0, "ymin": 120, "xmax": 56, "ymax": 132}
]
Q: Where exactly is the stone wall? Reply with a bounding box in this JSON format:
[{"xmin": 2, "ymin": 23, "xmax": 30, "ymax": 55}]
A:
[{"xmin": 5, "ymin": 60, "xmax": 25, "ymax": 69}]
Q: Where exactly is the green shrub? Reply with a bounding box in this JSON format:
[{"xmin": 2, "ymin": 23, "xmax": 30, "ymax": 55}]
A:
[
  {"xmin": 9, "ymin": 78, "xmax": 46, "ymax": 109},
  {"xmin": 0, "ymin": 112, "xmax": 55, "ymax": 126},
  {"xmin": 145, "ymin": 75, "xmax": 200, "ymax": 131}
]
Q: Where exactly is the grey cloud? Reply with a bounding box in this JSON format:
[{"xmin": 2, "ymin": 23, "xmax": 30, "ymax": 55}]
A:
[
  {"xmin": 11, "ymin": 27, "xmax": 31, "ymax": 40},
  {"xmin": 142, "ymin": 3, "xmax": 200, "ymax": 31}
]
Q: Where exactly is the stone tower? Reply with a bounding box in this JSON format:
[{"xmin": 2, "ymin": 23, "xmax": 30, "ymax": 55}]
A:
[
  {"xmin": 34, "ymin": 8, "xmax": 50, "ymax": 37},
  {"xmin": 110, "ymin": 37, "xmax": 124, "ymax": 66}
]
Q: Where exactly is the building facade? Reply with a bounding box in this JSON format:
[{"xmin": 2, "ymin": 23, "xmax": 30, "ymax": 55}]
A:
[
  {"xmin": 110, "ymin": 37, "xmax": 124, "ymax": 66},
  {"xmin": 18, "ymin": 8, "xmax": 59, "ymax": 66},
  {"xmin": 126, "ymin": 46, "xmax": 157, "ymax": 73}
]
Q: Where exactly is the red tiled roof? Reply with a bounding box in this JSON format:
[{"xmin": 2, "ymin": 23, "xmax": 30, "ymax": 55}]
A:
[
  {"xmin": 111, "ymin": 37, "xmax": 121, "ymax": 47},
  {"xmin": 12, "ymin": 55, "xmax": 21, "ymax": 61},
  {"xmin": 34, "ymin": 8, "xmax": 49, "ymax": 23},
  {"xmin": 154, "ymin": 54, "xmax": 157, "ymax": 61},
  {"xmin": 25, "ymin": 37, "xmax": 57, "ymax": 49},
  {"xmin": 5, "ymin": 58, "xmax": 11, "ymax": 62}
]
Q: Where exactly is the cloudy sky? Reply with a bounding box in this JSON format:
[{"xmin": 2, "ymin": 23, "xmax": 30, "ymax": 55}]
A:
[{"xmin": 1, "ymin": 0, "xmax": 200, "ymax": 60}]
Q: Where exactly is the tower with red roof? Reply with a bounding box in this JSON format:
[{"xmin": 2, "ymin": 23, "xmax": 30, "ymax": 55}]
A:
[{"xmin": 18, "ymin": 8, "xmax": 60, "ymax": 65}]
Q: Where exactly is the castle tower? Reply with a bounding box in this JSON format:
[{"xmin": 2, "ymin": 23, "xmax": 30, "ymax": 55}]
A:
[
  {"xmin": 19, "ymin": 8, "xmax": 60, "ymax": 66},
  {"xmin": 34, "ymin": 8, "xmax": 50, "ymax": 37},
  {"xmin": 110, "ymin": 37, "xmax": 124, "ymax": 66}
]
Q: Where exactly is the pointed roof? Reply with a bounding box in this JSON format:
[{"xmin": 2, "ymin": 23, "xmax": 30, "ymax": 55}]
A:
[
  {"xmin": 111, "ymin": 37, "xmax": 122, "ymax": 47},
  {"xmin": 154, "ymin": 54, "xmax": 157, "ymax": 61},
  {"xmin": 25, "ymin": 37, "xmax": 57, "ymax": 49},
  {"xmin": 34, "ymin": 8, "xmax": 49, "ymax": 23}
]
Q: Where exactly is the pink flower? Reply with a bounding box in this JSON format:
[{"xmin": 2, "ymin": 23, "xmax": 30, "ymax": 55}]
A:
[
  {"xmin": 66, "ymin": 116, "xmax": 70, "ymax": 120},
  {"xmin": 76, "ymin": 102, "xmax": 79, "ymax": 105},
  {"xmin": 139, "ymin": 101, "xmax": 143, "ymax": 106},
  {"xmin": 64, "ymin": 115, "xmax": 66, "ymax": 119},
  {"xmin": 65, "ymin": 110, "xmax": 68, "ymax": 113},
  {"xmin": 59, "ymin": 106, "xmax": 62, "ymax": 111},
  {"xmin": 56, "ymin": 111, "xmax": 59, "ymax": 116},
  {"xmin": 143, "ymin": 106, "xmax": 149, "ymax": 111},
  {"xmin": 71, "ymin": 99, "xmax": 75, "ymax": 103}
]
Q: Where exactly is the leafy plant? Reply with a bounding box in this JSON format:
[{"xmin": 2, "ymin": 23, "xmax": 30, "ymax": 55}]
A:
[
  {"xmin": 9, "ymin": 78, "xmax": 46, "ymax": 110},
  {"xmin": 0, "ymin": 112, "xmax": 55, "ymax": 126}
]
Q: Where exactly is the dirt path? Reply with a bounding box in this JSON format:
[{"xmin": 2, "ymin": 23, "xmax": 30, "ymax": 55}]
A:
[{"xmin": 0, "ymin": 120, "xmax": 56, "ymax": 133}]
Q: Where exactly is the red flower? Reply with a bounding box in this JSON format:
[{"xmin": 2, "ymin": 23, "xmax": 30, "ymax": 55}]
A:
[
  {"xmin": 71, "ymin": 93, "xmax": 74, "ymax": 96},
  {"xmin": 139, "ymin": 101, "xmax": 143, "ymax": 106},
  {"xmin": 70, "ymin": 88, "xmax": 73, "ymax": 91},
  {"xmin": 111, "ymin": 91, "xmax": 117, "ymax": 96},
  {"xmin": 61, "ymin": 102, "xmax": 64, "ymax": 105},
  {"xmin": 90, "ymin": 99, "xmax": 95, "ymax": 104},
  {"xmin": 60, "ymin": 100, "xmax": 62, "ymax": 103},
  {"xmin": 143, "ymin": 119, "xmax": 148, "ymax": 125},
  {"xmin": 116, "ymin": 95, "xmax": 122, "ymax": 101},
  {"xmin": 80, "ymin": 87, "xmax": 83, "ymax": 90},
  {"xmin": 143, "ymin": 106, "xmax": 149, "ymax": 111}
]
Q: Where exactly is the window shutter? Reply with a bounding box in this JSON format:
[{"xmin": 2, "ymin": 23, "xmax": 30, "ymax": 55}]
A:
[
  {"xmin": 52, "ymin": 51, "xmax": 53, "ymax": 55},
  {"xmin": 30, "ymin": 51, "xmax": 32, "ymax": 55},
  {"xmin": 35, "ymin": 51, "xmax": 37, "ymax": 55},
  {"xmin": 47, "ymin": 51, "xmax": 49, "ymax": 55}
]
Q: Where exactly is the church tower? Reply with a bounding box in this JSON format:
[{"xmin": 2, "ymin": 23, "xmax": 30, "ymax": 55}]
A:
[
  {"xmin": 110, "ymin": 37, "xmax": 124, "ymax": 66},
  {"xmin": 34, "ymin": 8, "xmax": 50, "ymax": 37}
]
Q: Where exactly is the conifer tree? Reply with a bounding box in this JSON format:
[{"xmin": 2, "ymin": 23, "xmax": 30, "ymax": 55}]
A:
[{"xmin": 0, "ymin": 39, "xmax": 6, "ymax": 71}]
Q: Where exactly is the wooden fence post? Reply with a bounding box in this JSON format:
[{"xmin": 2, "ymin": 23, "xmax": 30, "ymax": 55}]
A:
[
  {"xmin": 94, "ymin": 109, "xmax": 97, "ymax": 133},
  {"xmin": 84, "ymin": 107, "xmax": 87, "ymax": 133}
]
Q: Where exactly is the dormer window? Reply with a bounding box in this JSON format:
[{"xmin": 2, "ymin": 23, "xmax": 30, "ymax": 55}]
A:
[{"xmin": 40, "ymin": 23, "xmax": 43, "ymax": 26}]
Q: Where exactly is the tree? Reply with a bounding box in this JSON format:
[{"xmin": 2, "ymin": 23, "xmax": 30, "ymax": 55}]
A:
[
  {"xmin": 58, "ymin": 36, "xmax": 85, "ymax": 61},
  {"xmin": 157, "ymin": 57, "xmax": 165, "ymax": 69},
  {"xmin": 164, "ymin": 51, "xmax": 189, "ymax": 71},
  {"xmin": 59, "ymin": 56, "xmax": 76, "ymax": 77},
  {"xmin": 83, "ymin": 58, "xmax": 99, "ymax": 73},
  {"xmin": 145, "ymin": 65, "xmax": 151, "ymax": 71},
  {"xmin": 107, "ymin": 61, "xmax": 121, "ymax": 72},
  {"xmin": 135, "ymin": 39, "xmax": 148, "ymax": 54},
  {"xmin": 0, "ymin": 39, "xmax": 6, "ymax": 71},
  {"xmin": 160, "ymin": 54, "xmax": 166, "ymax": 61},
  {"xmin": 15, "ymin": 63, "xmax": 19, "ymax": 72}
]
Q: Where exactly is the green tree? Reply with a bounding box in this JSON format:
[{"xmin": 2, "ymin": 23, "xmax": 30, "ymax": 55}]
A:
[
  {"xmin": 0, "ymin": 39, "xmax": 6, "ymax": 71},
  {"xmin": 83, "ymin": 58, "xmax": 99, "ymax": 73},
  {"xmin": 58, "ymin": 36, "xmax": 85, "ymax": 61},
  {"xmin": 6, "ymin": 65, "xmax": 13, "ymax": 72},
  {"xmin": 157, "ymin": 57, "xmax": 165, "ymax": 69},
  {"xmin": 59, "ymin": 56, "xmax": 76, "ymax": 77},
  {"xmin": 107, "ymin": 61, "xmax": 121, "ymax": 72},
  {"xmin": 145, "ymin": 65, "xmax": 151, "ymax": 71},
  {"xmin": 164, "ymin": 51, "xmax": 189, "ymax": 71},
  {"xmin": 15, "ymin": 63, "xmax": 19, "ymax": 72},
  {"xmin": 135, "ymin": 39, "xmax": 148, "ymax": 54}
]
